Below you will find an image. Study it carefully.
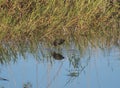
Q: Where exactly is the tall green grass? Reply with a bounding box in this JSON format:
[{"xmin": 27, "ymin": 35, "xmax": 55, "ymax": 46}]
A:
[
  {"xmin": 0, "ymin": 0, "xmax": 119, "ymax": 63},
  {"xmin": 0, "ymin": 0, "xmax": 119, "ymax": 41}
]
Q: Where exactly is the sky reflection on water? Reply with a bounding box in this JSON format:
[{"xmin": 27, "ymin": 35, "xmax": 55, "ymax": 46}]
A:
[{"xmin": 0, "ymin": 46, "xmax": 120, "ymax": 88}]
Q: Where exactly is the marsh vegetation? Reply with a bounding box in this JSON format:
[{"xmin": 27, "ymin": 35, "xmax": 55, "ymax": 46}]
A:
[
  {"xmin": 0, "ymin": 0, "xmax": 119, "ymax": 63},
  {"xmin": 0, "ymin": 2, "xmax": 120, "ymax": 86}
]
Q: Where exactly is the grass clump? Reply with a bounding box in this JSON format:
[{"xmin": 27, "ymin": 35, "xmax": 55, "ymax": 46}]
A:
[
  {"xmin": 0, "ymin": 0, "xmax": 120, "ymax": 64},
  {"xmin": 0, "ymin": 0, "xmax": 119, "ymax": 43}
]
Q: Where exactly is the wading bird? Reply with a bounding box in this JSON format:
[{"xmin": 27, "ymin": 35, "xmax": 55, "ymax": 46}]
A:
[
  {"xmin": 52, "ymin": 52, "xmax": 64, "ymax": 60},
  {"xmin": 53, "ymin": 39, "xmax": 65, "ymax": 46}
]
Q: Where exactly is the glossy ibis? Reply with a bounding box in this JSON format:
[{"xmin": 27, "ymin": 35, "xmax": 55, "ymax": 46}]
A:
[{"xmin": 52, "ymin": 52, "xmax": 64, "ymax": 60}]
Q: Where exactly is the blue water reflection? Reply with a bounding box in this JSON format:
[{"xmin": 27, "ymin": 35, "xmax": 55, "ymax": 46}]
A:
[{"xmin": 0, "ymin": 46, "xmax": 120, "ymax": 88}]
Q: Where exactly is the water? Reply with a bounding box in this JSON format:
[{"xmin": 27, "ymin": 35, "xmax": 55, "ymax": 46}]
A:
[{"xmin": 0, "ymin": 44, "xmax": 120, "ymax": 88}]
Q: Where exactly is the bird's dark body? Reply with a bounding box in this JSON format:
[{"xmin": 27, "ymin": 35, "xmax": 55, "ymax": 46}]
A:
[
  {"xmin": 52, "ymin": 52, "xmax": 64, "ymax": 60},
  {"xmin": 53, "ymin": 39, "xmax": 65, "ymax": 46}
]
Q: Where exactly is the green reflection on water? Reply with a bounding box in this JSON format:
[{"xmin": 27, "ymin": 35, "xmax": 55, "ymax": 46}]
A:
[{"xmin": 0, "ymin": 31, "xmax": 119, "ymax": 64}]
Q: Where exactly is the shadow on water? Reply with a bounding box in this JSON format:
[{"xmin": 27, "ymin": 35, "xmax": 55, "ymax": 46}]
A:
[
  {"xmin": 0, "ymin": 30, "xmax": 120, "ymax": 88},
  {"xmin": 0, "ymin": 77, "xmax": 9, "ymax": 81}
]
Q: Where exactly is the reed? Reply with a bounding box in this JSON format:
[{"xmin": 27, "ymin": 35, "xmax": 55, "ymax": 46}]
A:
[
  {"xmin": 0, "ymin": 0, "xmax": 119, "ymax": 41},
  {"xmin": 0, "ymin": 0, "xmax": 119, "ymax": 63}
]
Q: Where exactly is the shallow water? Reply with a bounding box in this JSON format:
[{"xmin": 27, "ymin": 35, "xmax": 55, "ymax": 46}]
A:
[{"xmin": 0, "ymin": 44, "xmax": 120, "ymax": 88}]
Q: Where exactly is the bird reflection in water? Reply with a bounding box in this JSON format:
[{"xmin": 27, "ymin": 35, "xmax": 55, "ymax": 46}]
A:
[{"xmin": 52, "ymin": 52, "xmax": 64, "ymax": 60}]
